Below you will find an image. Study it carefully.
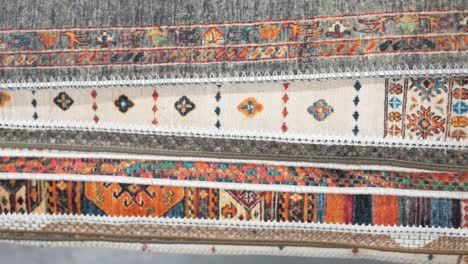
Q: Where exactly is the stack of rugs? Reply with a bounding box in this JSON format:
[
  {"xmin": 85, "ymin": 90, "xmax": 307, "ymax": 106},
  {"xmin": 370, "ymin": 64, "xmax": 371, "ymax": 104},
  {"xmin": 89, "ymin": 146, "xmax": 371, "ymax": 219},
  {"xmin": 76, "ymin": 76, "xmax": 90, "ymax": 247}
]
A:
[{"xmin": 0, "ymin": 0, "xmax": 466, "ymax": 263}]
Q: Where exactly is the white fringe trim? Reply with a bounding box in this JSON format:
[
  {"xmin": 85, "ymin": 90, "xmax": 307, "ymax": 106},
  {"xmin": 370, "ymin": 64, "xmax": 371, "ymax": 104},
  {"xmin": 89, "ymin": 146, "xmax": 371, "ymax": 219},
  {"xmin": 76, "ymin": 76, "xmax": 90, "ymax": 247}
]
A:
[
  {"xmin": 0, "ymin": 213, "xmax": 465, "ymax": 237},
  {"xmin": 0, "ymin": 173, "xmax": 464, "ymax": 199},
  {"xmin": 1, "ymin": 64, "xmax": 467, "ymax": 89}
]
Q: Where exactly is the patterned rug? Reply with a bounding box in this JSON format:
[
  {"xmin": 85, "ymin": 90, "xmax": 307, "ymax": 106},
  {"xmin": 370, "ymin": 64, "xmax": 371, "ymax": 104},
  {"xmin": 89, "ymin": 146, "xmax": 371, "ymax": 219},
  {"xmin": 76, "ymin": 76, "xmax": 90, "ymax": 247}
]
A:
[{"xmin": 0, "ymin": 1, "xmax": 466, "ymax": 263}]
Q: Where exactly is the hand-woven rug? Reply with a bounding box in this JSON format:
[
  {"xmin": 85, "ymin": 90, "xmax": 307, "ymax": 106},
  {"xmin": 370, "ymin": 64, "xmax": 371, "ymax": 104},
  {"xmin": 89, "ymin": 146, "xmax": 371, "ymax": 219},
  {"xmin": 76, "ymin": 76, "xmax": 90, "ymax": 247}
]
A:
[{"xmin": 0, "ymin": 0, "xmax": 466, "ymax": 263}]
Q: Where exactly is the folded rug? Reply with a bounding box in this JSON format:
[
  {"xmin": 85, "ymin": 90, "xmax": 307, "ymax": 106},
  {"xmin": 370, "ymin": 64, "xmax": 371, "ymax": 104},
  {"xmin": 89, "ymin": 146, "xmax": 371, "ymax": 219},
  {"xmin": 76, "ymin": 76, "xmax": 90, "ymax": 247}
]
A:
[{"xmin": 0, "ymin": 0, "xmax": 466, "ymax": 263}]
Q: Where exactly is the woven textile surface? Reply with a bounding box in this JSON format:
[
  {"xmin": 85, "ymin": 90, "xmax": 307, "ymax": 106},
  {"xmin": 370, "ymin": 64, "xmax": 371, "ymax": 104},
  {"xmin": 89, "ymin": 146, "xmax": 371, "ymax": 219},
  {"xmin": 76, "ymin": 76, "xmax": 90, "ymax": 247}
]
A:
[{"xmin": 0, "ymin": 0, "xmax": 466, "ymax": 263}]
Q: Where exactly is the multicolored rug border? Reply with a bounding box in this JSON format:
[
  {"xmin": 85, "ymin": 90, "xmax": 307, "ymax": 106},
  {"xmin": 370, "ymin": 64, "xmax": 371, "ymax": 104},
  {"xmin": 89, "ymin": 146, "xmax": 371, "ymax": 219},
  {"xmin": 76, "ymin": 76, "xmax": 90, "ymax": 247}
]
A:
[
  {"xmin": 0, "ymin": 156, "xmax": 465, "ymax": 196},
  {"xmin": 1, "ymin": 10, "xmax": 466, "ymax": 69}
]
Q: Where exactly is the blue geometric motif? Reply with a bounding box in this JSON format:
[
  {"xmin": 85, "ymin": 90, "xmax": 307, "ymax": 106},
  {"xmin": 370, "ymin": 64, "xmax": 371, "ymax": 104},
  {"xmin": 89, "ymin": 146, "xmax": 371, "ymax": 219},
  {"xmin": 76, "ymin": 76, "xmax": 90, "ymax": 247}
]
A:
[
  {"xmin": 114, "ymin": 95, "xmax": 135, "ymax": 113},
  {"xmin": 453, "ymin": 101, "xmax": 467, "ymax": 115},
  {"xmin": 388, "ymin": 96, "xmax": 402, "ymax": 109}
]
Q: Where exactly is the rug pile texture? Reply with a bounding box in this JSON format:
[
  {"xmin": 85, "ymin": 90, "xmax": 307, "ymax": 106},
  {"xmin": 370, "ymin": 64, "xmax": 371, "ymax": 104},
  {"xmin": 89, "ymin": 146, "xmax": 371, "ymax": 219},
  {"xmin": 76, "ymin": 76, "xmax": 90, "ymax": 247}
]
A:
[{"xmin": 0, "ymin": 1, "xmax": 466, "ymax": 263}]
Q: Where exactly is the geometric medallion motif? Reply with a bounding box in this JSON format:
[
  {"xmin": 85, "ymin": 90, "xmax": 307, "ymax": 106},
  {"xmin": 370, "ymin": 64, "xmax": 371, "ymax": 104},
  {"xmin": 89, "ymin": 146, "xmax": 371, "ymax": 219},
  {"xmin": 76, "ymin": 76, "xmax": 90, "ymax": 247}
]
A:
[
  {"xmin": 307, "ymin": 99, "xmax": 334, "ymax": 121},
  {"xmin": 409, "ymin": 77, "xmax": 448, "ymax": 102},
  {"xmin": 237, "ymin": 97, "xmax": 263, "ymax": 118},
  {"xmin": 219, "ymin": 190, "xmax": 267, "ymax": 221},
  {"xmin": 84, "ymin": 182, "xmax": 184, "ymax": 217},
  {"xmin": 53, "ymin": 92, "xmax": 74, "ymax": 111},
  {"xmin": 384, "ymin": 77, "xmax": 458, "ymax": 141},
  {"xmin": 114, "ymin": 95, "xmax": 135, "ymax": 113},
  {"xmin": 406, "ymin": 106, "xmax": 445, "ymax": 139},
  {"xmin": 174, "ymin": 95, "xmax": 195, "ymax": 116}
]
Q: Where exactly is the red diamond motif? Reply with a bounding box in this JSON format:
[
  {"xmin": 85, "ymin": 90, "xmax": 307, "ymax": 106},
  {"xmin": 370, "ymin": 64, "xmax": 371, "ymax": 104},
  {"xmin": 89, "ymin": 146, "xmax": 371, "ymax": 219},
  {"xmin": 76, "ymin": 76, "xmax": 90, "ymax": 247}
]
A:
[
  {"xmin": 282, "ymin": 107, "xmax": 288, "ymax": 117},
  {"xmin": 282, "ymin": 93, "xmax": 289, "ymax": 104},
  {"xmin": 152, "ymin": 105, "xmax": 158, "ymax": 112},
  {"xmin": 281, "ymin": 122, "xmax": 288, "ymax": 132},
  {"xmin": 92, "ymin": 102, "xmax": 98, "ymax": 111},
  {"xmin": 91, "ymin": 90, "xmax": 97, "ymax": 99},
  {"xmin": 93, "ymin": 115, "xmax": 99, "ymax": 124},
  {"xmin": 152, "ymin": 90, "xmax": 159, "ymax": 100},
  {"xmin": 283, "ymin": 83, "xmax": 290, "ymax": 90},
  {"xmin": 152, "ymin": 118, "xmax": 158, "ymax": 125}
]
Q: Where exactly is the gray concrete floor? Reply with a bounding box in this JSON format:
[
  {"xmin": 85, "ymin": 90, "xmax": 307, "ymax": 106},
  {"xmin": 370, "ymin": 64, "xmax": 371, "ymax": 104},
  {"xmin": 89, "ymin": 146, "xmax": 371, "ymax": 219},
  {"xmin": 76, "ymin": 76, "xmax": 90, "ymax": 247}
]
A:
[{"xmin": 0, "ymin": 243, "xmax": 398, "ymax": 264}]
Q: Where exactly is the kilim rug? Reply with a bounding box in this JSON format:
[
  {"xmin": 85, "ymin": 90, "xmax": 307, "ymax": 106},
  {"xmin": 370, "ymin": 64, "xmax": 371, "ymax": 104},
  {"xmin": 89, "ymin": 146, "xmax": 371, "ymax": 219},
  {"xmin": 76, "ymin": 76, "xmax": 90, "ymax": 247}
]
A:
[{"xmin": 0, "ymin": 0, "xmax": 467, "ymax": 263}]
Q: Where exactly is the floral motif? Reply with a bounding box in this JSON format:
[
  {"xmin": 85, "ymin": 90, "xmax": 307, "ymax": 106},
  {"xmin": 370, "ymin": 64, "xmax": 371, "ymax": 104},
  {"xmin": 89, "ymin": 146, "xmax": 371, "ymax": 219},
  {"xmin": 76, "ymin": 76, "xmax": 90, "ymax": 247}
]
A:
[
  {"xmin": 325, "ymin": 21, "xmax": 351, "ymax": 38},
  {"xmin": 406, "ymin": 106, "xmax": 445, "ymax": 139},
  {"xmin": 95, "ymin": 31, "xmax": 115, "ymax": 47},
  {"xmin": 114, "ymin": 95, "xmax": 135, "ymax": 113},
  {"xmin": 459, "ymin": 15, "xmax": 468, "ymax": 31},
  {"xmin": 203, "ymin": 27, "xmax": 224, "ymax": 44},
  {"xmin": 409, "ymin": 77, "xmax": 448, "ymax": 101},
  {"xmin": 307, "ymin": 99, "xmax": 334, "ymax": 121},
  {"xmin": 53, "ymin": 92, "xmax": 74, "ymax": 111},
  {"xmin": 395, "ymin": 15, "xmax": 419, "ymax": 33},
  {"xmin": 174, "ymin": 96, "xmax": 195, "ymax": 116},
  {"xmin": 37, "ymin": 32, "xmax": 59, "ymax": 49},
  {"xmin": 0, "ymin": 92, "xmax": 11, "ymax": 107},
  {"xmin": 237, "ymin": 97, "xmax": 264, "ymax": 117},
  {"xmin": 257, "ymin": 24, "xmax": 281, "ymax": 41},
  {"xmin": 451, "ymin": 116, "xmax": 467, "ymax": 128},
  {"xmin": 146, "ymin": 28, "xmax": 168, "ymax": 46},
  {"xmin": 388, "ymin": 112, "xmax": 401, "ymax": 122},
  {"xmin": 453, "ymin": 88, "xmax": 468, "ymax": 100},
  {"xmin": 389, "ymin": 83, "xmax": 403, "ymax": 94}
]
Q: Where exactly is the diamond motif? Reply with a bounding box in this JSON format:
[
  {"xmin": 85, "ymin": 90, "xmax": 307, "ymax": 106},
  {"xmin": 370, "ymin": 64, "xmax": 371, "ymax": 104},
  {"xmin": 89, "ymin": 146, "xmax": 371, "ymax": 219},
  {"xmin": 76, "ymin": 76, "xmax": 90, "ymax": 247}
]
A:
[
  {"xmin": 352, "ymin": 125, "xmax": 359, "ymax": 136},
  {"xmin": 281, "ymin": 122, "xmax": 288, "ymax": 133},
  {"xmin": 282, "ymin": 107, "xmax": 288, "ymax": 118},
  {"xmin": 214, "ymin": 106, "xmax": 221, "ymax": 116},
  {"xmin": 307, "ymin": 99, "xmax": 334, "ymax": 121},
  {"xmin": 352, "ymin": 111, "xmax": 359, "ymax": 121},
  {"xmin": 388, "ymin": 96, "xmax": 402, "ymax": 109},
  {"xmin": 215, "ymin": 91, "xmax": 221, "ymax": 102},
  {"xmin": 174, "ymin": 96, "xmax": 195, "ymax": 116},
  {"xmin": 114, "ymin": 95, "xmax": 135, "ymax": 113},
  {"xmin": 152, "ymin": 90, "xmax": 159, "ymax": 100},
  {"xmin": 354, "ymin": 80, "xmax": 361, "ymax": 91},
  {"xmin": 237, "ymin": 97, "xmax": 264, "ymax": 118},
  {"xmin": 53, "ymin": 92, "xmax": 74, "ymax": 111},
  {"xmin": 453, "ymin": 101, "xmax": 467, "ymax": 115},
  {"xmin": 353, "ymin": 96, "xmax": 360, "ymax": 106}
]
